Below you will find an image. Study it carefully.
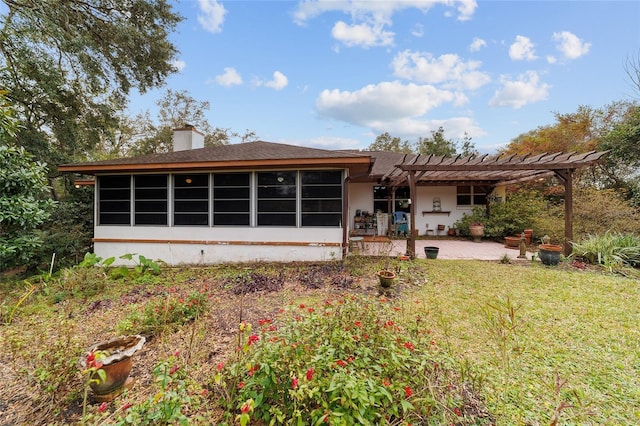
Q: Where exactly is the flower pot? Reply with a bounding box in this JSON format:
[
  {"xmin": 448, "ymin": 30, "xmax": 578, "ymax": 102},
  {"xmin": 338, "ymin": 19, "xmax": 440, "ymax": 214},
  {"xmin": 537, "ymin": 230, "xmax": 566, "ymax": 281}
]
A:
[
  {"xmin": 524, "ymin": 229, "xmax": 533, "ymax": 244},
  {"xmin": 447, "ymin": 227, "xmax": 456, "ymax": 236},
  {"xmin": 377, "ymin": 270, "xmax": 396, "ymax": 288},
  {"xmin": 538, "ymin": 244, "xmax": 563, "ymax": 266},
  {"xmin": 424, "ymin": 246, "xmax": 439, "ymax": 259},
  {"xmin": 81, "ymin": 335, "xmax": 145, "ymax": 400},
  {"xmin": 469, "ymin": 224, "xmax": 484, "ymax": 242},
  {"xmin": 504, "ymin": 236, "xmax": 520, "ymax": 249}
]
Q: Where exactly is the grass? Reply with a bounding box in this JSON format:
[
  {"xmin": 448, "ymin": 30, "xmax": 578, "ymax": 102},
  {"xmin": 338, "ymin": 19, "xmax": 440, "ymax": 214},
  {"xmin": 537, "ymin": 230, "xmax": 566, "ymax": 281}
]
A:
[{"xmin": 1, "ymin": 257, "xmax": 639, "ymax": 424}]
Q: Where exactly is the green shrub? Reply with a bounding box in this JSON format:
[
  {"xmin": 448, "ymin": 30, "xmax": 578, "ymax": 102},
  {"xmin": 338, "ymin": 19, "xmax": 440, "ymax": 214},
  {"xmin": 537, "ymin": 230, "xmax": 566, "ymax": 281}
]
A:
[
  {"xmin": 571, "ymin": 232, "xmax": 640, "ymax": 268},
  {"xmin": 214, "ymin": 294, "xmax": 486, "ymax": 425},
  {"xmin": 117, "ymin": 291, "xmax": 208, "ymax": 335}
]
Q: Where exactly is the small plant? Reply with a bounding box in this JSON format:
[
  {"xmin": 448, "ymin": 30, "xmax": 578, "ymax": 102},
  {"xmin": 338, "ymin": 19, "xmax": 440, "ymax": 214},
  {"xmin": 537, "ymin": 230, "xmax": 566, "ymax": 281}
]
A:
[
  {"xmin": 571, "ymin": 232, "xmax": 640, "ymax": 270},
  {"xmin": 115, "ymin": 352, "xmax": 203, "ymax": 425},
  {"xmin": 81, "ymin": 350, "xmax": 106, "ymax": 418},
  {"xmin": 213, "ymin": 294, "xmax": 485, "ymax": 425},
  {"xmin": 499, "ymin": 254, "xmax": 511, "ymax": 264},
  {"xmin": 117, "ymin": 291, "xmax": 208, "ymax": 335}
]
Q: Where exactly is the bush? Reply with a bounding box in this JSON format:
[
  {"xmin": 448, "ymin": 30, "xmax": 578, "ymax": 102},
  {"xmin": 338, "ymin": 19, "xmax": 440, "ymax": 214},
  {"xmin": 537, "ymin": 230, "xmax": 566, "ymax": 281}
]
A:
[
  {"xmin": 117, "ymin": 290, "xmax": 208, "ymax": 335},
  {"xmin": 213, "ymin": 294, "xmax": 487, "ymax": 425},
  {"xmin": 454, "ymin": 190, "xmax": 544, "ymax": 240},
  {"xmin": 571, "ymin": 232, "xmax": 640, "ymax": 268}
]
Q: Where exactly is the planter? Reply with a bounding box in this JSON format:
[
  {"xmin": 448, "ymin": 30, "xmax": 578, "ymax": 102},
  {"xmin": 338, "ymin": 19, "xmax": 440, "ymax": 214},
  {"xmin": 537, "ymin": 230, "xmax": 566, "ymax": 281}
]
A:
[
  {"xmin": 469, "ymin": 224, "xmax": 484, "ymax": 243},
  {"xmin": 376, "ymin": 270, "xmax": 396, "ymax": 288},
  {"xmin": 447, "ymin": 227, "xmax": 456, "ymax": 236},
  {"xmin": 504, "ymin": 236, "xmax": 520, "ymax": 249},
  {"xmin": 81, "ymin": 335, "xmax": 145, "ymax": 401},
  {"xmin": 524, "ymin": 229, "xmax": 533, "ymax": 244},
  {"xmin": 538, "ymin": 244, "xmax": 563, "ymax": 266},
  {"xmin": 424, "ymin": 246, "xmax": 439, "ymax": 259}
]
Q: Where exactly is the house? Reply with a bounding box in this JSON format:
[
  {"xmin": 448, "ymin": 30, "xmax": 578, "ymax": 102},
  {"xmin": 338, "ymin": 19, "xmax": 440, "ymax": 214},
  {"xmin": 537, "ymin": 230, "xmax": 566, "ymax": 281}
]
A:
[{"xmin": 58, "ymin": 127, "xmax": 606, "ymax": 264}]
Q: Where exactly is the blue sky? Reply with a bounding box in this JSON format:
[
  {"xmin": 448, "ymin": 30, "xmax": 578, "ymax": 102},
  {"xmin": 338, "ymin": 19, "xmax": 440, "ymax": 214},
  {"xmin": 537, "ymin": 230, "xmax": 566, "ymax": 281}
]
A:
[{"xmin": 130, "ymin": 1, "xmax": 640, "ymax": 153}]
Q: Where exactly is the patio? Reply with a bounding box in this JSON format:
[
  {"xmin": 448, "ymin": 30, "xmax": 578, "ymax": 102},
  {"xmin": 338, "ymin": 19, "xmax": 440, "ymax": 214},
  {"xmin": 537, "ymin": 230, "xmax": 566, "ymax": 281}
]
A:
[{"xmin": 354, "ymin": 237, "xmax": 531, "ymax": 261}]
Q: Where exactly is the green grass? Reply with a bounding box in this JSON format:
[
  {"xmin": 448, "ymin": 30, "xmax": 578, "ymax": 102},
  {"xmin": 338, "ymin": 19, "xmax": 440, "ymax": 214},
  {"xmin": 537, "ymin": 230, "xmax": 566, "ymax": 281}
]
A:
[
  {"xmin": 413, "ymin": 260, "xmax": 640, "ymax": 424},
  {"xmin": 1, "ymin": 258, "xmax": 639, "ymax": 424}
]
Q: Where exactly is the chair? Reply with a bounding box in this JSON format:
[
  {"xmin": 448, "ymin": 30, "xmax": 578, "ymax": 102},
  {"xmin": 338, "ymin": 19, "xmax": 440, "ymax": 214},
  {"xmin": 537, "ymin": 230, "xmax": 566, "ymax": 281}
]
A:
[{"xmin": 392, "ymin": 211, "xmax": 409, "ymax": 237}]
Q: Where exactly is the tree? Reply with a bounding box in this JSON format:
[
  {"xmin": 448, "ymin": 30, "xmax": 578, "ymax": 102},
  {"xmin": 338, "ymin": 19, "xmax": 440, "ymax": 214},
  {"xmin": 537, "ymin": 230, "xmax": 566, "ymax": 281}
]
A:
[
  {"xmin": 415, "ymin": 127, "xmax": 477, "ymax": 157},
  {"xmin": 368, "ymin": 132, "xmax": 412, "ymax": 153},
  {"xmin": 0, "ymin": 0, "xmax": 182, "ymax": 168},
  {"xmin": 106, "ymin": 89, "xmax": 260, "ymax": 156},
  {"xmin": 0, "ymin": 95, "xmax": 55, "ymax": 271}
]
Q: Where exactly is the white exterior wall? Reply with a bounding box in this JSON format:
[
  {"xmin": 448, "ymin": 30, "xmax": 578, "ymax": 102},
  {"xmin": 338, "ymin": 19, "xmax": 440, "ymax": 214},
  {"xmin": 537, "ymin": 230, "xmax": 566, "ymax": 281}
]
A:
[
  {"xmin": 347, "ymin": 183, "xmax": 501, "ymax": 236},
  {"xmin": 94, "ymin": 226, "xmax": 342, "ymax": 266}
]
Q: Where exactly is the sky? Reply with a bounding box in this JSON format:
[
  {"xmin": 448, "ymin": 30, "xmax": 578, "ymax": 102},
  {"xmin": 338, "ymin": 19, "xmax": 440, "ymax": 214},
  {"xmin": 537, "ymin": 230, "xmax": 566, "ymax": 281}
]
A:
[{"xmin": 129, "ymin": 0, "xmax": 640, "ymax": 153}]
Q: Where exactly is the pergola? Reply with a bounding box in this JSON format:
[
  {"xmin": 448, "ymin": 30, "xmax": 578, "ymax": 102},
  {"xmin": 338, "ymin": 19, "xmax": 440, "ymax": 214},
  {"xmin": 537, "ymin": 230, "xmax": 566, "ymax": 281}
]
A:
[{"xmin": 374, "ymin": 150, "xmax": 608, "ymax": 257}]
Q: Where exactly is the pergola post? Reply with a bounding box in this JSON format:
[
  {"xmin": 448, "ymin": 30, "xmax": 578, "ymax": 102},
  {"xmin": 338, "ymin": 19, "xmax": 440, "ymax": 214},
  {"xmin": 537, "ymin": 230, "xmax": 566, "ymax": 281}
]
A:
[
  {"xmin": 407, "ymin": 171, "xmax": 417, "ymax": 258},
  {"xmin": 554, "ymin": 169, "xmax": 574, "ymax": 256}
]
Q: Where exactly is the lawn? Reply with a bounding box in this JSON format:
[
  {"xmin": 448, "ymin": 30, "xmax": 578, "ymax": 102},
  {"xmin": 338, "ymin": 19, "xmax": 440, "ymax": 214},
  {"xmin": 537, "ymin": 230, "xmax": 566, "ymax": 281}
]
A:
[{"xmin": 0, "ymin": 257, "xmax": 638, "ymax": 425}]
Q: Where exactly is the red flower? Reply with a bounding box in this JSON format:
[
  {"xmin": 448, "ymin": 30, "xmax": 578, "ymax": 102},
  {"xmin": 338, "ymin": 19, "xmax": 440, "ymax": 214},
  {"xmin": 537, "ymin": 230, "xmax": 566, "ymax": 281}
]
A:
[
  {"xmin": 258, "ymin": 318, "xmax": 271, "ymax": 326},
  {"xmin": 121, "ymin": 402, "xmax": 132, "ymax": 411},
  {"xmin": 237, "ymin": 381, "xmax": 245, "ymax": 389},
  {"xmin": 241, "ymin": 402, "xmax": 250, "ymax": 414},
  {"xmin": 98, "ymin": 402, "xmax": 108, "ymax": 413},
  {"xmin": 393, "ymin": 306, "xmax": 400, "ymax": 311},
  {"xmin": 86, "ymin": 352, "xmax": 96, "ymax": 363},
  {"xmin": 247, "ymin": 364, "xmax": 259, "ymax": 376},
  {"xmin": 268, "ymin": 325, "xmax": 276, "ymax": 332},
  {"xmin": 384, "ymin": 320, "xmax": 394, "ymax": 327},
  {"xmin": 382, "ymin": 378, "xmax": 391, "ymax": 387},
  {"xmin": 169, "ymin": 365, "xmax": 180, "ymax": 375},
  {"xmin": 292, "ymin": 377, "xmax": 299, "ymax": 389},
  {"xmin": 216, "ymin": 362, "xmax": 225, "ymax": 371},
  {"xmin": 354, "ymin": 321, "xmax": 362, "ymax": 327},
  {"xmin": 404, "ymin": 341, "xmax": 415, "ymax": 352},
  {"xmin": 336, "ymin": 360, "xmax": 346, "ymax": 367},
  {"xmin": 173, "ymin": 350, "xmax": 180, "ymax": 357},
  {"xmin": 306, "ymin": 368, "xmax": 314, "ymax": 381},
  {"xmin": 404, "ymin": 386, "xmax": 413, "ymax": 398},
  {"xmin": 453, "ymin": 407, "xmax": 462, "ymax": 416},
  {"xmin": 299, "ymin": 303, "xmax": 305, "ymax": 309},
  {"xmin": 247, "ymin": 334, "xmax": 260, "ymax": 346}
]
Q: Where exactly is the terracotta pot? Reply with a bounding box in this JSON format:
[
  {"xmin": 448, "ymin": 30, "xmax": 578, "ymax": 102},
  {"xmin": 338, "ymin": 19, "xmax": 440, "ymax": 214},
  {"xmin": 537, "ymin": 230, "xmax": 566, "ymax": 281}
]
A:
[
  {"xmin": 504, "ymin": 236, "xmax": 520, "ymax": 248},
  {"xmin": 377, "ymin": 270, "xmax": 396, "ymax": 288},
  {"xmin": 469, "ymin": 224, "xmax": 484, "ymax": 242},
  {"xmin": 447, "ymin": 228, "xmax": 456, "ymax": 236},
  {"xmin": 81, "ymin": 335, "xmax": 145, "ymax": 398}
]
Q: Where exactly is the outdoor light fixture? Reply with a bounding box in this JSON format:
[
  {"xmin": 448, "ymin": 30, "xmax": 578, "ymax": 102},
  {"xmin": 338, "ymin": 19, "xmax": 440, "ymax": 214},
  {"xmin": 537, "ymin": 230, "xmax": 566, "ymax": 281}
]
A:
[
  {"xmin": 277, "ymin": 176, "xmax": 285, "ymax": 183},
  {"xmin": 185, "ymin": 177, "xmax": 193, "ymax": 184}
]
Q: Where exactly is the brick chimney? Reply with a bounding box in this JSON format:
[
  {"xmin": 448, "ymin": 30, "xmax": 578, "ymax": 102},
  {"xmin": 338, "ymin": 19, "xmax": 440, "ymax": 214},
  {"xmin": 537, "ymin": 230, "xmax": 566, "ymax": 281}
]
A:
[{"xmin": 172, "ymin": 125, "xmax": 205, "ymax": 151}]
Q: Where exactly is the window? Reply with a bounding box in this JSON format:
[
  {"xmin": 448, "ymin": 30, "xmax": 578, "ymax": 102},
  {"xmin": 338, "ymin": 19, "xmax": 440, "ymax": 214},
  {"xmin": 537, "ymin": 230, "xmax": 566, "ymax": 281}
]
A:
[
  {"xmin": 301, "ymin": 170, "xmax": 342, "ymax": 226},
  {"xmin": 373, "ymin": 186, "xmax": 410, "ymax": 213},
  {"xmin": 257, "ymin": 171, "xmax": 296, "ymax": 226},
  {"xmin": 98, "ymin": 175, "xmax": 131, "ymax": 225},
  {"xmin": 213, "ymin": 173, "xmax": 250, "ymax": 226},
  {"xmin": 174, "ymin": 174, "xmax": 209, "ymax": 226},
  {"xmin": 457, "ymin": 186, "xmax": 488, "ymax": 206},
  {"xmin": 134, "ymin": 175, "xmax": 167, "ymax": 225}
]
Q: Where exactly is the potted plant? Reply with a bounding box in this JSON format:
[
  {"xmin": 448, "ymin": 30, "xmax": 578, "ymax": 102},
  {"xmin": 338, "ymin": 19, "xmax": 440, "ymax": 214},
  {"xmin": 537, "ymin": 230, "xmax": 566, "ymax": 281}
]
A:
[
  {"xmin": 469, "ymin": 222, "xmax": 484, "ymax": 243},
  {"xmin": 80, "ymin": 335, "xmax": 146, "ymax": 402},
  {"xmin": 538, "ymin": 244, "xmax": 563, "ymax": 266},
  {"xmin": 376, "ymin": 269, "xmax": 396, "ymax": 288}
]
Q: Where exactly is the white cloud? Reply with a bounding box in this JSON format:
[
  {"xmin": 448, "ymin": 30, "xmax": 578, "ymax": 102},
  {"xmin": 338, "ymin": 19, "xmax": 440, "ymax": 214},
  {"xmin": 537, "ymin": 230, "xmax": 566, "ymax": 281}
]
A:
[
  {"xmin": 263, "ymin": 71, "xmax": 289, "ymax": 90},
  {"xmin": 391, "ymin": 50, "xmax": 490, "ymax": 90},
  {"xmin": 469, "ymin": 37, "xmax": 486, "ymax": 52},
  {"xmin": 489, "ymin": 71, "xmax": 550, "ymax": 109},
  {"xmin": 197, "ymin": 0, "xmax": 227, "ymax": 34},
  {"xmin": 295, "ymin": 136, "xmax": 364, "ymax": 150},
  {"xmin": 509, "ymin": 35, "xmax": 537, "ymax": 61},
  {"xmin": 411, "ymin": 23, "xmax": 424, "ymax": 38},
  {"xmin": 546, "ymin": 55, "xmax": 557, "ymax": 64},
  {"xmin": 172, "ymin": 59, "xmax": 186, "ymax": 72},
  {"xmin": 331, "ymin": 21, "xmax": 394, "ymax": 48},
  {"xmin": 292, "ymin": 1, "xmax": 477, "ymax": 47},
  {"xmin": 316, "ymin": 81, "xmax": 468, "ymax": 128},
  {"xmin": 553, "ymin": 31, "xmax": 590, "ymax": 59},
  {"xmin": 215, "ymin": 67, "xmax": 243, "ymax": 87}
]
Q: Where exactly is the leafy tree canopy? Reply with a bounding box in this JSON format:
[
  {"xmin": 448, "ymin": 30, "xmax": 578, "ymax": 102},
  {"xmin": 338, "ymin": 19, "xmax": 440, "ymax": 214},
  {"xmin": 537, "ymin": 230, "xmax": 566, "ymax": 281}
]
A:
[
  {"xmin": 0, "ymin": 94, "xmax": 54, "ymax": 271},
  {"xmin": 95, "ymin": 89, "xmax": 260, "ymax": 158},
  {"xmin": 369, "ymin": 129, "xmax": 477, "ymax": 157},
  {"xmin": 0, "ymin": 0, "xmax": 182, "ymax": 168}
]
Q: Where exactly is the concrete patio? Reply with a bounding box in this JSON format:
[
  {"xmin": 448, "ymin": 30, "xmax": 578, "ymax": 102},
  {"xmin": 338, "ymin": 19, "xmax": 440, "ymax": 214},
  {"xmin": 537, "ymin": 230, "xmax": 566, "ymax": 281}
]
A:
[{"xmin": 353, "ymin": 237, "xmax": 532, "ymax": 261}]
